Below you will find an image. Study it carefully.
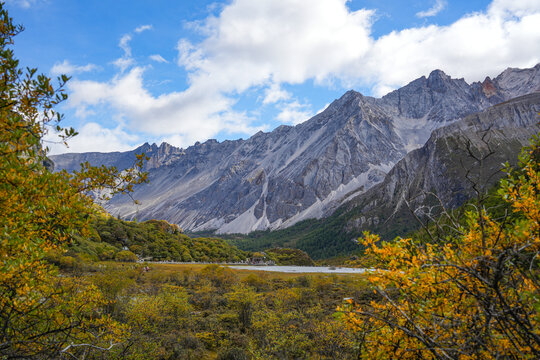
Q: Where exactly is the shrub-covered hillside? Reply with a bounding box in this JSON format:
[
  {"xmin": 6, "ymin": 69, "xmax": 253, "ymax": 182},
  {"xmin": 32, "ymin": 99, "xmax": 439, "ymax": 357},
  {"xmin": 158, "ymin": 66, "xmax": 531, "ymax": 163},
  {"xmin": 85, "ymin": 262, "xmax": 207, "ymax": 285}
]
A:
[
  {"xmin": 68, "ymin": 216, "xmax": 249, "ymax": 263},
  {"xmin": 264, "ymin": 248, "xmax": 315, "ymax": 266}
]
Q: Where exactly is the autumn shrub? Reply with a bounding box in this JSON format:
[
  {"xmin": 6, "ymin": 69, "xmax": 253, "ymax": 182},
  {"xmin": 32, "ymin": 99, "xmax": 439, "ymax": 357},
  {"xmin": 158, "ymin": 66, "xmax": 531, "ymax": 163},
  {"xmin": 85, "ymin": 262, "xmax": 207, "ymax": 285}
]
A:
[
  {"xmin": 200, "ymin": 264, "xmax": 239, "ymax": 288},
  {"xmin": 242, "ymin": 273, "xmax": 271, "ymax": 291},
  {"xmin": 0, "ymin": 4, "xmax": 146, "ymax": 357},
  {"xmin": 217, "ymin": 347, "xmax": 251, "ymax": 360},
  {"xmin": 340, "ymin": 134, "xmax": 540, "ymax": 359},
  {"xmin": 115, "ymin": 249, "xmax": 138, "ymax": 262}
]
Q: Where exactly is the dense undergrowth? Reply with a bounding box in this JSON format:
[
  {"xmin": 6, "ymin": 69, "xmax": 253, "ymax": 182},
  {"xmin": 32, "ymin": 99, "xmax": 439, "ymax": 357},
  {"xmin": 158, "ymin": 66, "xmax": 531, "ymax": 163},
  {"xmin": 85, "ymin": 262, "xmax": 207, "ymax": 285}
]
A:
[{"xmin": 56, "ymin": 262, "xmax": 371, "ymax": 359}]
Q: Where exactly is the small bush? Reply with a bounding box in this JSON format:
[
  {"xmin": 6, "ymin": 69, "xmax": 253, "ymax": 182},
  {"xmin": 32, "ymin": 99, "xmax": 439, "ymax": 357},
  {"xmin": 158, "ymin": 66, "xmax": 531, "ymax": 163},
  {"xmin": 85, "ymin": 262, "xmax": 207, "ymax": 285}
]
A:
[
  {"xmin": 115, "ymin": 250, "xmax": 138, "ymax": 262},
  {"xmin": 217, "ymin": 347, "xmax": 250, "ymax": 360}
]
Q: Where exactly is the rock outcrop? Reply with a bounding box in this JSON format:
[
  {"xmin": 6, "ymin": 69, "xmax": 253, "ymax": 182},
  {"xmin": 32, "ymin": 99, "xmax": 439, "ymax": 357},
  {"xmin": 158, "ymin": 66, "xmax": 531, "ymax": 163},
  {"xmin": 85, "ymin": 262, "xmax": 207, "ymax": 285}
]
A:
[
  {"xmin": 342, "ymin": 93, "xmax": 540, "ymax": 239},
  {"xmin": 50, "ymin": 142, "xmax": 184, "ymax": 173}
]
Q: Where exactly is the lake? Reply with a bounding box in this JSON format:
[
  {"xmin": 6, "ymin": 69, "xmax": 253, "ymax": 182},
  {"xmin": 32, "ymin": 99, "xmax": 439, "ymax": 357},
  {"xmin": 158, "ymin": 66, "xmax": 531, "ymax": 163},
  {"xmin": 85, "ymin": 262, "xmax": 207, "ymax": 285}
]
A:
[{"xmin": 227, "ymin": 265, "xmax": 369, "ymax": 274}]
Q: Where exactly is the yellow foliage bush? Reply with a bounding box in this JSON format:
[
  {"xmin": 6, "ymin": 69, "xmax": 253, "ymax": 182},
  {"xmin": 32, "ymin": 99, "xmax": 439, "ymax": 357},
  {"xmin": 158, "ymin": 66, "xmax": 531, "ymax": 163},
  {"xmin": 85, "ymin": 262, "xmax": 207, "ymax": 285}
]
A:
[
  {"xmin": 340, "ymin": 135, "xmax": 540, "ymax": 359},
  {"xmin": 0, "ymin": 4, "xmax": 146, "ymax": 358}
]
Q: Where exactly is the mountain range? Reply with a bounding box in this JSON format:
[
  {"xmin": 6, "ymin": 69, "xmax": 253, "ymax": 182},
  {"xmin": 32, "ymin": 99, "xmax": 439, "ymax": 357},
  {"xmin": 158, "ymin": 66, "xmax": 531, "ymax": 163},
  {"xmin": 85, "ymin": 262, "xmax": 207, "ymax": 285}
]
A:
[
  {"xmin": 221, "ymin": 92, "xmax": 540, "ymax": 258},
  {"xmin": 51, "ymin": 64, "xmax": 540, "ymax": 241}
]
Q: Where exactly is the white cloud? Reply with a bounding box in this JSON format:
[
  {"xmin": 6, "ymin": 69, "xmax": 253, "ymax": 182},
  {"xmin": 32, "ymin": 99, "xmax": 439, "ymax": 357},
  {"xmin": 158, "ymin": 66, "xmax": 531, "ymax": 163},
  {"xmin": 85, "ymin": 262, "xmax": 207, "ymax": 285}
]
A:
[
  {"xmin": 45, "ymin": 122, "xmax": 139, "ymax": 155},
  {"xmin": 276, "ymin": 101, "xmax": 313, "ymax": 125},
  {"xmin": 119, "ymin": 34, "xmax": 132, "ymax": 57},
  {"xmin": 50, "ymin": 60, "xmax": 98, "ymax": 76},
  {"xmin": 179, "ymin": 0, "xmax": 540, "ymax": 97},
  {"xmin": 134, "ymin": 24, "xmax": 153, "ymax": 33},
  {"xmin": 489, "ymin": 0, "xmax": 540, "ymax": 17},
  {"xmin": 66, "ymin": 67, "xmax": 263, "ymax": 148},
  {"xmin": 176, "ymin": 39, "xmax": 205, "ymax": 71},
  {"xmin": 112, "ymin": 57, "xmax": 135, "ymax": 73},
  {"xmin": 66, "ymin": 0, "xmax": 540, "ymax": 152},
  {"xmin": 149, "ymin": 54, "xmax": 168, "ymax": 63},
  {"xmin": 178, "ymin": 0, "xmax": 374, "ymax": 94},
  {"xmin": 113, "ymin": 34, "xmax": 134, "ymax": 72},
  {"xmin": 350, "ymin": 1, "xmax": 540, "ymax": 96},
  {"xmin": 263, "ymin": 83, "xmax": 290, "ymax": 105},
  {"xmin": 113, "ymin": 26, "xmax": 156, "ymax": 72},
  {"xmin": 416, "ymin": 0, "xmax": 447, "ymax": 18}
]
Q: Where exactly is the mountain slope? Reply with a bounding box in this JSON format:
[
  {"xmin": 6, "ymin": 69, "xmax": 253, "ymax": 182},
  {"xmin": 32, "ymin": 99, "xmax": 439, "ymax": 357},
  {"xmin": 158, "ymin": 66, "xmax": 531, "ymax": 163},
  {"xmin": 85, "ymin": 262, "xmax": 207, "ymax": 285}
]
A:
[
  {"xmin": 50, "ymin": 142, "xmax": 183, "ymax": 172},
  {"xmin": 106, "ymin": 92, "xmax": 407, "ymax": 234},
  {"xmin": 227, "ymin": 93, "xmax": 540, "ymax": 258},
  {"xmin": 51, "ymin": 65, "xmax": 540, "ymax": 234}
]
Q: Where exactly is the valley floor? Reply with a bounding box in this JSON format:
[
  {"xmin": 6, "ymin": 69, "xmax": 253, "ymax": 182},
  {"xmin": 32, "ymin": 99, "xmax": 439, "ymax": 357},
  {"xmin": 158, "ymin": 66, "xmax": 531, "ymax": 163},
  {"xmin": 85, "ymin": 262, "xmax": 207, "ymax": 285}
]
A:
[{"xmin": 61, "ymin": 260, "xmax": 372, "ymax": 359}]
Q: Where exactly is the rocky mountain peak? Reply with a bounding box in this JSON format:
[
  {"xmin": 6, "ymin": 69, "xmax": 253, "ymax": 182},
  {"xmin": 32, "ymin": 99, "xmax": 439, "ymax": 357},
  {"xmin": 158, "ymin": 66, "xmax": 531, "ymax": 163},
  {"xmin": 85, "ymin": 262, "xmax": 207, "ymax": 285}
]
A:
[
  {"xmin": 158, "ymin": 142, "xmax": 175, "ymax": 151},
  {"xmin": 426, "ymin": 69, "xmax": 454, "ymax": 92},
  {"xmin": 380, "ymin": 68, "xmax": 477, "ymax": 124},
  {"xmin": 326, "ymin": 90, "xmax": 363, "ymax": 111},
  {"xmin": 204, "ymin": 139, "xmax": 219, "ymax": 145},
  {"xmin": 274, "ymin": 124, "xmax": 292, "ymax": 133},
  {"xmin": 341, "ymin": 93, "xmax": 540, "ymax": 243},
  {"xmin": 427, "ymin": 69, "xmax": 447, "ymax": 78},
  {"xmin": 136, "ymin": 142, "xmax": 182, "ymax": 170},
  {"xmin": 137, "ymin": 142, "xmax": 153, "ymax": 152},
  {"xmin": 50, "ymin": 64, "xmax": 540, "ymax": 235},
  {"xmin": 493, "ymin": 63, "xmax": 540, "ymax": 97},
  {"xmin": 325, "ymin": 90, "xmax": 378, "ymax": 121},
  {"xmin": 481, "ymin": 76, "xmax": 498, "ymax": 97}
]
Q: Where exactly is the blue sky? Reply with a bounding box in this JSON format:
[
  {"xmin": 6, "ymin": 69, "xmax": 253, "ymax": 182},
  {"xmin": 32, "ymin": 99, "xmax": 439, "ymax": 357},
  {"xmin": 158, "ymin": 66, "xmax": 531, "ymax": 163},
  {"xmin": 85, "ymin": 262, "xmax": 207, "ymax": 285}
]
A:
[{"xmin": 4, "ymin": 0, "xmax": 540, "ymax": 154}]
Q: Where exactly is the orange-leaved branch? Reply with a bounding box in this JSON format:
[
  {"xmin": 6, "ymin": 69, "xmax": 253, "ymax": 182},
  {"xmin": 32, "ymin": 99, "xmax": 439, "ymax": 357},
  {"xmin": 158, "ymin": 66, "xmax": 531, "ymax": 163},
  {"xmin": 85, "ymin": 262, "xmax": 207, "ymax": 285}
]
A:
[
  {"xmin": 0, "ymin": 4, "xmax": 146, "ymax": 358},
  {"xmin": 339, "ymin": 134, "xmax": 540, "ymax": 359}
]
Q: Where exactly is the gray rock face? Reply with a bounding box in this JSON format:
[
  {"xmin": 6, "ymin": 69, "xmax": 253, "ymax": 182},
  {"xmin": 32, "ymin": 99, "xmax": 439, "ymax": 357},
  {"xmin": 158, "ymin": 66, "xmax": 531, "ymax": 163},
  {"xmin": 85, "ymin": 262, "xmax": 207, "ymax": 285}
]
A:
[
  {"xmin": 51, "ymin": 65, "xmax": 540, "ymax": 234},
  {"xmin": 50, "ymin": 142, "xmax": 184, "ymax": 173},
  {"xmin": 342, "ymin": 93, "xmax": 540, "ymax": 239},
  {"xmin": 105, "ymin": 91, "xmax": 407, "ymax": 234}
]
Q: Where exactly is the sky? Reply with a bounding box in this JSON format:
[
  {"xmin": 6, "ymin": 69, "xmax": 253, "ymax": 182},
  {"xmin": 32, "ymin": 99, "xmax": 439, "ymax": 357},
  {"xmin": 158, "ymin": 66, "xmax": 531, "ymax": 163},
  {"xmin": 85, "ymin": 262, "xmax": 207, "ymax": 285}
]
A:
[{"xmin": 4, "ymin": 0, "xmax": 540, "ymax": 154}]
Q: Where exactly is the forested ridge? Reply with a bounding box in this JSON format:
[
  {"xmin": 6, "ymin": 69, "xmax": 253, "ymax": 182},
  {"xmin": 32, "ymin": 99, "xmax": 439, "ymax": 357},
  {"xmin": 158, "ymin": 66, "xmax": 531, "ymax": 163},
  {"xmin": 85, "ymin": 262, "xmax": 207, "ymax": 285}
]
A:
[
  {"xmin": 73, "ymin": 216, "xmax": 249, "ymax": 263},
  {"xmin": 53, "ymin": 215, "xmax": 322, "ymax": 267}
]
